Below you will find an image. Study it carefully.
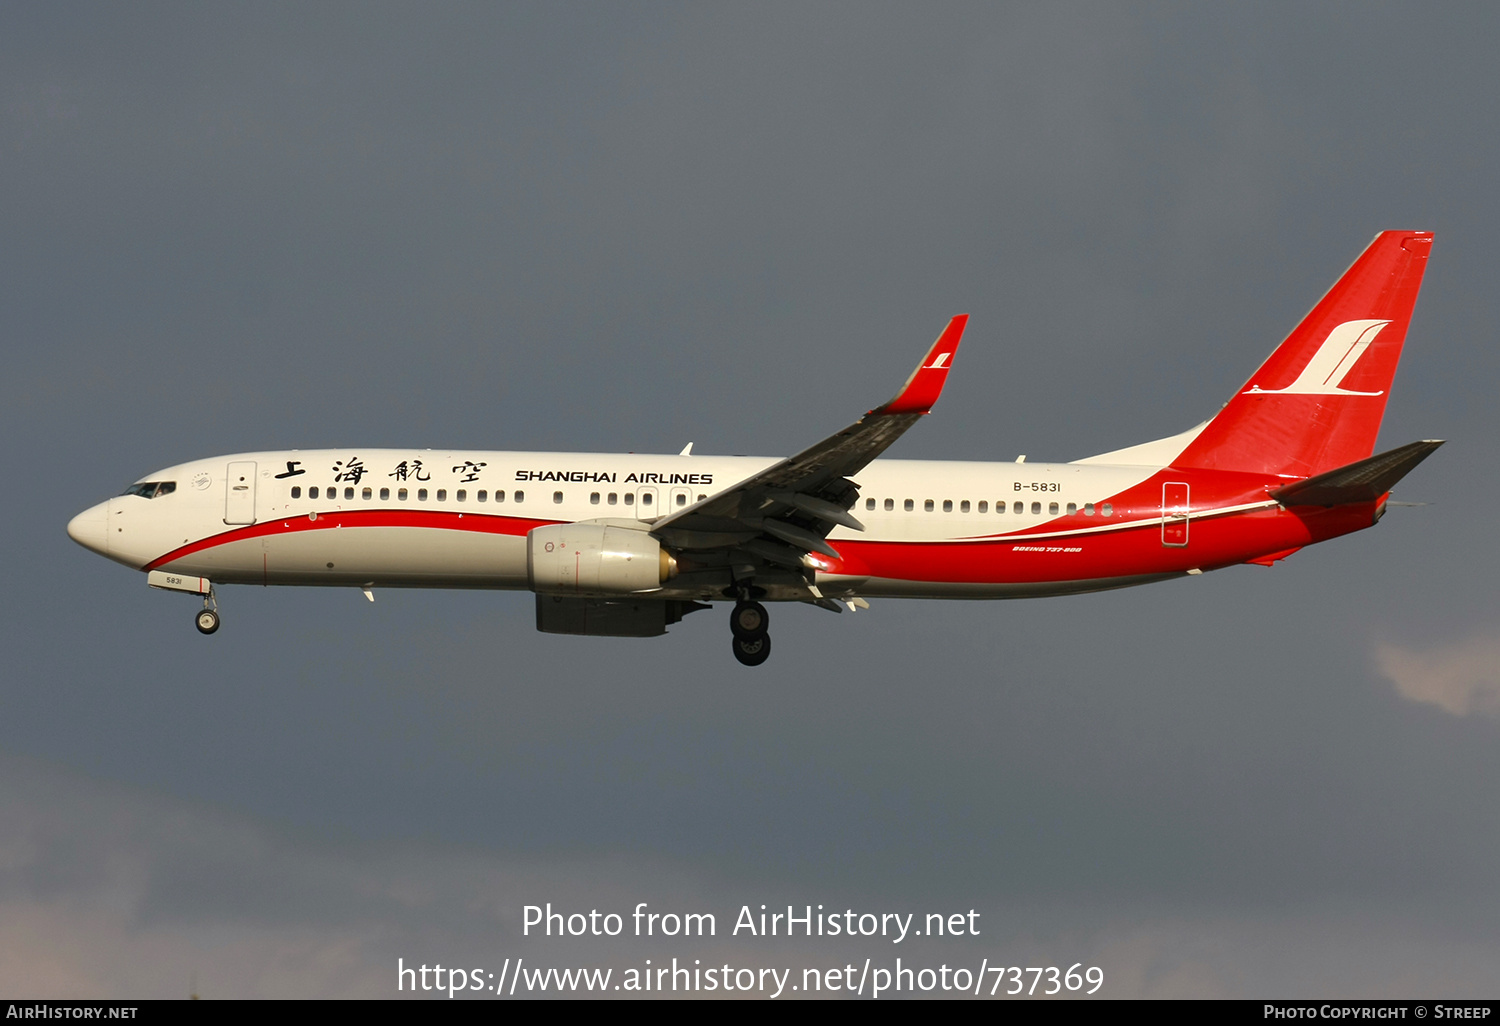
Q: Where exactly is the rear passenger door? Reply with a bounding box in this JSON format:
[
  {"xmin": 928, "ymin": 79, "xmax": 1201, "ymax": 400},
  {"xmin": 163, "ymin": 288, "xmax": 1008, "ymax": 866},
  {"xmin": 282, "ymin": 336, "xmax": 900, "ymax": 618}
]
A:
[{"xmin": 1161, "ymin": 481, "xmax": 1189, "ymax": 547}]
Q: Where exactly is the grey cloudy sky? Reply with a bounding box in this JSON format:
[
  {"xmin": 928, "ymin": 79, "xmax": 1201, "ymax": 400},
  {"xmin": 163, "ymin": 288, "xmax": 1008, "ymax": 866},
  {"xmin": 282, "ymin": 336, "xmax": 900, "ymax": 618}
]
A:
[{"xmin": 5, "ymin": 2, "xmax": 1500, "ymax": 998}]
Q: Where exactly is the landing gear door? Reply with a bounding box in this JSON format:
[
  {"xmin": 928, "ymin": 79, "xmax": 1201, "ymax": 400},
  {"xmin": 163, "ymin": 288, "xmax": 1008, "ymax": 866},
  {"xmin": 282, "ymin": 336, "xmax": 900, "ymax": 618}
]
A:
[
  {"xmin": 225, "ymin": 461, "xmax": 257, "ymax": 525},
  {"xmin": 1161, "ymin": 481, "xmax": 1189, "ymax": 547}
]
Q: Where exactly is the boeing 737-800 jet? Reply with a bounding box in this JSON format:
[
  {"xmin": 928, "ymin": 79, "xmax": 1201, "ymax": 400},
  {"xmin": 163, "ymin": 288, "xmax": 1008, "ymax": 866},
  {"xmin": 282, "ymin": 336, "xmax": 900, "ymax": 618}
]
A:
[{"xmin": 68, "ymin": 231, "xmax": 1441, "ymax": 665}]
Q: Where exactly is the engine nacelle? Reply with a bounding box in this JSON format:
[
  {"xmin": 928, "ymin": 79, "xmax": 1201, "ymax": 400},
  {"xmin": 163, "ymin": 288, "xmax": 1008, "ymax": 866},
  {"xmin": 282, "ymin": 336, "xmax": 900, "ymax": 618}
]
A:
[{"xmin": 527, "ymin": 523, "xmax": 676, "ymax": 595}]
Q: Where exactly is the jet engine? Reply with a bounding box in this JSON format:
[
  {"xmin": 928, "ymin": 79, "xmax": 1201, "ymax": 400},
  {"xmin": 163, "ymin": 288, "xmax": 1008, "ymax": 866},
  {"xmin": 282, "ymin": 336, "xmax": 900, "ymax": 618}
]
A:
[{"xmin": 526, "ymin": 523, "xmax": 676, "ymax": 595}]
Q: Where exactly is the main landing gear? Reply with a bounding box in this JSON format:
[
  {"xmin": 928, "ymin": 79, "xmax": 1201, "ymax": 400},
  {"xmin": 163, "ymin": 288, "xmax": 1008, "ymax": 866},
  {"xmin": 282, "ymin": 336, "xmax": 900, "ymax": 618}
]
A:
[{"xmin": 730, "ymin": 600, "xmax": 770, "ymax": 666}]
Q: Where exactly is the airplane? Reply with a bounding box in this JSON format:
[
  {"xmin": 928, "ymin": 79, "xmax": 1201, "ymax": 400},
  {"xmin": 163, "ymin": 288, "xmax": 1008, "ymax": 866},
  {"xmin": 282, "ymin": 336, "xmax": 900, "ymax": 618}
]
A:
[{"xmin": 67, "ymin": 230, "xmax": 1441, "ymax": 666}]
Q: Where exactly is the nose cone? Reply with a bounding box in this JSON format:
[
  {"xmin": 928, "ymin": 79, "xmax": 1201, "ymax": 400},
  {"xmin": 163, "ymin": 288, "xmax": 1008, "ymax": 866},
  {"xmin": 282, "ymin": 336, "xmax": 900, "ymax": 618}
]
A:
[{"xmin": 67, "ymin": 501, "xmax": 110, "ymax": 556}]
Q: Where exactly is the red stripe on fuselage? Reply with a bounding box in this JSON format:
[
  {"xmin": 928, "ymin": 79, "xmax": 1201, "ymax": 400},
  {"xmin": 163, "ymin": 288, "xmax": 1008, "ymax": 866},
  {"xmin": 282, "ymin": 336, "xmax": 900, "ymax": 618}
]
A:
[
  {"xmin": 143, "ymin": 509, "xmax": 561, "ymax": 572},
  {"xmin": 821, "ymin": 502, "xmax": 1380, "ymax": 584}
]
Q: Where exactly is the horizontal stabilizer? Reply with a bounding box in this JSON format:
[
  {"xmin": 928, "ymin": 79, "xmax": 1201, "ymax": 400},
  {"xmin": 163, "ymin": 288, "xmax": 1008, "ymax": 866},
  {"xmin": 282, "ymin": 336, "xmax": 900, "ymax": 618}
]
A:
[{"xmin": 1270, "ymin": 439, "xmax": 1444, "ymax": 507}]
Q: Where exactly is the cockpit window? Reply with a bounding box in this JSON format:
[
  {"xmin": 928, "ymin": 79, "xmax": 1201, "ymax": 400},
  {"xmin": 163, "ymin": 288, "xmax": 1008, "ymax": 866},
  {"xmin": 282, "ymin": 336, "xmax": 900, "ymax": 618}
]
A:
[{"xmin": 122, "ymin": 481, "xmax": 176, "ymax": 499}]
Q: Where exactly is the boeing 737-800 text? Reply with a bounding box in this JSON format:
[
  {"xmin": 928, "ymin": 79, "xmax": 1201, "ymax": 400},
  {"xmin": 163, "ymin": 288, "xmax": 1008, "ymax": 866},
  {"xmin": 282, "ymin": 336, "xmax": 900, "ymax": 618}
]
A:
[{"xmin": 68, "ymin": 231, "xmax": 1441, "ymax": 665}]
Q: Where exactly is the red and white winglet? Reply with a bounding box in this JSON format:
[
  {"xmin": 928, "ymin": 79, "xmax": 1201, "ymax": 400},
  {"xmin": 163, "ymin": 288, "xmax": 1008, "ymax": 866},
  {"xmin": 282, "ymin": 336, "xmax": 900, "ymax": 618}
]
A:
[{"xmin": 871, "ymin": 314, "xmax": 968, "ymax": 416}]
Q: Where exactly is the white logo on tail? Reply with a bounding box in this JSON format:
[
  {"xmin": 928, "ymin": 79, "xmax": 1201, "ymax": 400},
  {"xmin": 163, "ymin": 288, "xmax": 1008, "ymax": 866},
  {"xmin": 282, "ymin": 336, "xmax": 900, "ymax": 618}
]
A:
[
  {"xmin": 923, "ymin": 352, "xmax": 953, "ymax": 370},
  {"xmin": 1245, "ymin": 319, "xmax": 1391, "ymax": 396}
]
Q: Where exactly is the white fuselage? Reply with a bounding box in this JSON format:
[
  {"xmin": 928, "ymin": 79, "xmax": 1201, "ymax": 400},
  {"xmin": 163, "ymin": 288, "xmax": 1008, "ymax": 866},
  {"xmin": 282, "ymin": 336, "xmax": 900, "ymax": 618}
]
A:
[
  {"xmin": 68, "ymin": 442, "xmax": 1331, "ymax": 603},
  {"xmin": 72, "ymin": 448, "xmax": 1161, "ymax": 588}
]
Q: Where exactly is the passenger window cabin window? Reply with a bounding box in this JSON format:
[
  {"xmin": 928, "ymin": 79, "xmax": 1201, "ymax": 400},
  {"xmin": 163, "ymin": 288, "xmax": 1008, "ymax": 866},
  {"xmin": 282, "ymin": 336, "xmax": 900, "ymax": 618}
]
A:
[
  {"xmin": 885, "ymin": 498, "xmax": 894, "ymax": 511},
  {"xmin": 437, "ymin": 489, "xmax": 447, "ymax": 502},
  {"xmin": 978, "ymin": 500, "xmax": 987, "ymax": 513},
  {"xmin": 496, "ymin": 490, "xmax": 505, "ymax": 502},
  {"xmin": 1013, "ymin": 501, "xmax": 1023, "ymax": 514},
  {"xmin": 456, "ymin": 489, "xmax": 466, "ymax": 502},
  {"xmin": 309, "ymin": 486, "xmax": 319, "ymax": 499},
  {"xmin": 591, "ymin": 492, "xmax": 601, "ymax": 504},
  {"xmin": 291, "ymin": 486, "xmax": 302, "ymax": 499},
  {"xmin": 553, "ymin": 491, "xmax": 563, "ymax": 504},
  {"xmin": 608, "ymin": 493, "xmax": 618, "ymax": 505},
  {"xmin": 676, "ymin": 493, "xmax": 687, "ymax": 506},
  {"xmin": 624, "ymin": 493, "xmax": 634, "ymax": 506},
  {"xmin": 380, "ymin": 487, "xmax": 390, "ymax": 500},
  {"xmin": 478, "ymin": 490, "xmax": 487, "ymax": 502},
  {"xmin": 924, "ymin": 499, "xmax": 934, "ymax": 512},
  {"xmin": 642, "ymin": 493, "xmax": 653, "ymax": 506},
  {"xmin": 418, "ymin": 488, "xmax": 428, "ymax": 501},
  {"xmin": 1049, "ymin": 502, "xmax": 1059, "ymax": 515},
  {"xmin": 344, "ymin": 487, "xmax": 354, "ymax": 500},
  {"xmin": 514, "ymin": 490, "xmax": 524, "ymax": 503},
  {"xmin": 960, "ymin": 500, "xmax": 970, "ymax": 513},
  {"xmin": 942, "ymin": 499, "xmax": 953, "ymax": 512},
  {"xmin": 697, "ymin": 494, "xmax": 706, "ymax": 501},
  {"xmin": 1067, "ymin": 502, "xmax": 1077, "ymax": 515},
  {"xmin": 866, "ymin": 498, "xmax": 876, "ymax": 510},
  {"xmin": 904, "ymin": 499, "xmax": 914, "ymax": 511},
  {"xmin": 362, "ymin": 487, "xmax": 372, "ymax": 500},
  {"xmin": 1030, "ymin": 501, "xmax": 1040, "ymax": 514},
  {"xmin": 399, "ymin": 488, "xmax": 408, "ymax": 501},
  {"xmin": 1084, "ymin": 502, "xmax": 1095, "ymax": 516},
  {"xmin": 1101, "ymin": 502, "xmax": 1113, "ymax": 516}
]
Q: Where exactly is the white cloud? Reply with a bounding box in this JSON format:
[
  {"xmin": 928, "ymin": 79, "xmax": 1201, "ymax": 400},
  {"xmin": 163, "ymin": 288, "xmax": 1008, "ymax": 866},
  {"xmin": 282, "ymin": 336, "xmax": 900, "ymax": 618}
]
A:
[{"xmin": 1375, "ymin": 633, "xmax": 1500, "ymax": 717}]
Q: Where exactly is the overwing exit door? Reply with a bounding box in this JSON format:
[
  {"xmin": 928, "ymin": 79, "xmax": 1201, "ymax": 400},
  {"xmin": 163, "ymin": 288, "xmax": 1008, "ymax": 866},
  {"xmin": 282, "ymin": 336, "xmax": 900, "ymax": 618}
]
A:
[
  {"xmin": 225, "ymin": 461, "xmax": 257, "ymax": 525},
  {"xmin": 634, "ymin": 487, "xmax": 659, "ymax": 520},
  {"xmin": 1161, "ymin": 481, "xmax": 1189, "ymax": 547}
]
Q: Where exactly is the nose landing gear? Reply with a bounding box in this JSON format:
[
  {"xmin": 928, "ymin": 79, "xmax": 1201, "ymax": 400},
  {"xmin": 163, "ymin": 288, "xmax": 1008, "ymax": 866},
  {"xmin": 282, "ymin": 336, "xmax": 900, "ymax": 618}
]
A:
[
  {"xmin": 195, "ymin": 587, "xmax": 220, "ymax": 635},
  {"xmin": 730, "ymin": 600, "xmax": 770, "ymax": 666}
]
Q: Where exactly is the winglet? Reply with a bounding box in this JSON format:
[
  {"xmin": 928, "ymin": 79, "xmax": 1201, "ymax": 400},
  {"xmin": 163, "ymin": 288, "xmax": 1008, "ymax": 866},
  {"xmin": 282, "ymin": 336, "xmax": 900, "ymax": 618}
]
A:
[{"xmin": 872, "ymin": 314, "xmax": 969, "ymax": 416}]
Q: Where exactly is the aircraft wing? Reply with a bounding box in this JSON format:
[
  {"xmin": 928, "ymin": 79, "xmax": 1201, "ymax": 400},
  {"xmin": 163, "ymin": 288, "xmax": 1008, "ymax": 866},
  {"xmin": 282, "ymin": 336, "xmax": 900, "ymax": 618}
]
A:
[{"xmin": 649, "ymin": 315, "xmax": 968, "ymax": 576}]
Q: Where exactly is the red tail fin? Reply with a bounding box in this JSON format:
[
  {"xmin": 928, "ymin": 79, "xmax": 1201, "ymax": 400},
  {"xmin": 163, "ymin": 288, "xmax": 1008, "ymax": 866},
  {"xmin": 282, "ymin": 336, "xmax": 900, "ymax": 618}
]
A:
[{"xmin": 1173, "ymin": 231, "xmax": 1433, "ymax": 478}]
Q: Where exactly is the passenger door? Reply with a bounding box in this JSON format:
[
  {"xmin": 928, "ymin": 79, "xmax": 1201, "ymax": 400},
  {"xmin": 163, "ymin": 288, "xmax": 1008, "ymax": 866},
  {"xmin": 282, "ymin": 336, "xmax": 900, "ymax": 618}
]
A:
[
  {"xmin": 225, "ymin": 461, "xmax": 257, "ymax": 525},
  {"xmin": 1161, "ymin": 481, "xmax": 1189, "ymax": 547}
]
